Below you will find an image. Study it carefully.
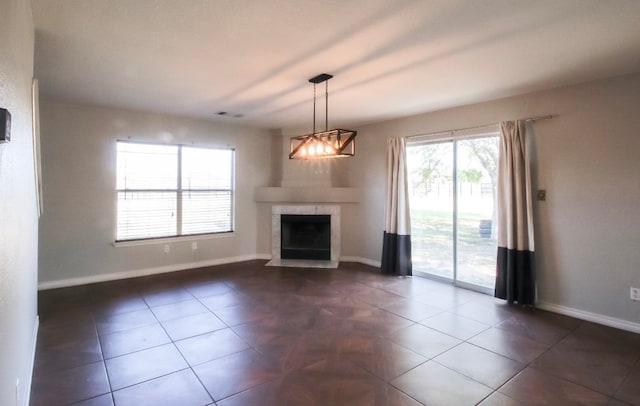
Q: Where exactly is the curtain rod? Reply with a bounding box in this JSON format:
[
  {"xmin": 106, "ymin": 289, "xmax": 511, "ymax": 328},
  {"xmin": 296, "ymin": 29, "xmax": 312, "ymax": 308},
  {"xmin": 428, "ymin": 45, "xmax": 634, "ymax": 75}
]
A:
[{"xmin": 406, "ymin": 114, "xmax": 554, "ymax": 139}]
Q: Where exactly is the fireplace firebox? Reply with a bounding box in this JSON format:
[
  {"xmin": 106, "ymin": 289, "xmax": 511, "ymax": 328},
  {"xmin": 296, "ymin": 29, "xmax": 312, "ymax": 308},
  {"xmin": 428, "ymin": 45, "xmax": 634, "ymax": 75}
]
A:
[{"xmin": 280, "ymin": 214, "xmax": 331, "ymax": 260}]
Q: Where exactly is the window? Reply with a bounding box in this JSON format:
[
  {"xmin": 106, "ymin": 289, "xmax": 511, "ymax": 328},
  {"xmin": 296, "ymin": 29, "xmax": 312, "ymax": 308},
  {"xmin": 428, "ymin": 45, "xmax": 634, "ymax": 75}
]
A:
[
  {"xmin": 116, "ymin": 141, "xmax": 234, "ymax": 241},
  {"xmin": 407, "ymin": 132, "xmax": 499, "ymax": 293}
]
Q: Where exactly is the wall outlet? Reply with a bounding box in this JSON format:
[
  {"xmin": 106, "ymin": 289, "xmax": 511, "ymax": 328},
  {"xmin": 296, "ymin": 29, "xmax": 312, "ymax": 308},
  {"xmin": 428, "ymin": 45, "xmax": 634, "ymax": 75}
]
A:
[
  {"xmin": 537, "ymin": 189, "xmax": 547, "ymax": 201},
  {"xmin": 191, "ymin": 242, "xmax": 198, "ymax": 251},
  {"xmin": 163, "ymin": 244, "xmax": 170, "ymax": 254},
  {"xmin": 631, "ymin": 287, "xmax": 640, "ymax": 301}
]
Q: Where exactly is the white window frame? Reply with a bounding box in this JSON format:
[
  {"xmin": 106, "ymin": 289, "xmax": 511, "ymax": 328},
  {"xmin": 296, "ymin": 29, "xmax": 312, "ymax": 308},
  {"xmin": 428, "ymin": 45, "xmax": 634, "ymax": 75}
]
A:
[{"xmin": 115, "ymin": 140, "xmax": 235, "ymax": 242}]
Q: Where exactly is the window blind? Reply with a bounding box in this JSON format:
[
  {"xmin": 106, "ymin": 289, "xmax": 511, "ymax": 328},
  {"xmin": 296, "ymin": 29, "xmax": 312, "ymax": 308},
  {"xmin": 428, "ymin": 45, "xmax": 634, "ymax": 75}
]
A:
[{"xmin": 116, "ymin": 141, "xmax": 234, "ymax": 241}]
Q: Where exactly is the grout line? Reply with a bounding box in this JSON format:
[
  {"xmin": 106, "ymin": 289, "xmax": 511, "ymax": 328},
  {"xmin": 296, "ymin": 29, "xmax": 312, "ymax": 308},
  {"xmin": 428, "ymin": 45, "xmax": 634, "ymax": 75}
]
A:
[{"xmin": 93, "ymin": 315, "xmax": 116, "ymax": 404}]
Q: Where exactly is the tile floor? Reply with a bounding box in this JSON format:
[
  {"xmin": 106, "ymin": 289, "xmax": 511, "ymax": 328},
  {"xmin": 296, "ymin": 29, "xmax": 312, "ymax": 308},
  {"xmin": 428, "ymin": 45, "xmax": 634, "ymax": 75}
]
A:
[{"xmin": 31, "ymin": 261, "xmax": 640, "ymax": 405}]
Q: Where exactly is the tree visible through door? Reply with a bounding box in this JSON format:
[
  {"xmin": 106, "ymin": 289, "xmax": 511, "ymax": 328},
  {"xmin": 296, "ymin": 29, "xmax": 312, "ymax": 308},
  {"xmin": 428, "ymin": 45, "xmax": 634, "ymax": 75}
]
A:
[{"xmin": 407, "ymin": 134, "xmax": 499, "ymax": 292}]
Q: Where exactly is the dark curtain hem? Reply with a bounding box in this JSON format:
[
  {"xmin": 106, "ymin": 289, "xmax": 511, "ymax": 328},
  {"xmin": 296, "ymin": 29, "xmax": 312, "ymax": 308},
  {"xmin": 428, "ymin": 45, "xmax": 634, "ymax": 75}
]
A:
[
  {"xmin": 381, "ymin": 231, "xmax": 412, "ymax": 276},
  {"xmin": 495, "ymin": 246, "xmax": 535, "ymax": 305}
]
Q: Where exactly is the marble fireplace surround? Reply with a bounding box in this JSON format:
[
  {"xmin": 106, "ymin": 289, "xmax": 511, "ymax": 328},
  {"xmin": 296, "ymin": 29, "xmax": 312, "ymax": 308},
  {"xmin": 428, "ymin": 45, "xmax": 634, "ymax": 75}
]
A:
[{"xmin": 266, "ymin": 205, "xmax": 340, "ymax": 269}]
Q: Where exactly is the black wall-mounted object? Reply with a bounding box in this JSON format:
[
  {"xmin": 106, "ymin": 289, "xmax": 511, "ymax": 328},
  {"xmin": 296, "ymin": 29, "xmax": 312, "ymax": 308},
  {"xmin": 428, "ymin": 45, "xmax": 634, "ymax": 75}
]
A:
[{"xmin": 0, "ymin": 108, "xmax": 10, "ymax": 143}]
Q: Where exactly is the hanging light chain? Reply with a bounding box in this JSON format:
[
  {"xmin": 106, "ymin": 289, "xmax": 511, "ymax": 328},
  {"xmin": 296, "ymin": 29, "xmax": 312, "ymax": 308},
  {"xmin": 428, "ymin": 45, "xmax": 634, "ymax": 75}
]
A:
[
  {"xmin": 325, "ymin": 79, "xmax": 329, "ymax": 132},
  {"xmin": 312, "ymin": 82, "xmax": 317, "ymax": 135}
]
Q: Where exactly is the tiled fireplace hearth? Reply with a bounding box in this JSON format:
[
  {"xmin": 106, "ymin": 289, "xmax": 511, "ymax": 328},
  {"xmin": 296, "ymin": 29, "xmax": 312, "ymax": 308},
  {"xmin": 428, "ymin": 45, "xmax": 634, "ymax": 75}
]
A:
[{"xmin": 266, "ymin": 205, "xmax": 340, "ymax": 268}]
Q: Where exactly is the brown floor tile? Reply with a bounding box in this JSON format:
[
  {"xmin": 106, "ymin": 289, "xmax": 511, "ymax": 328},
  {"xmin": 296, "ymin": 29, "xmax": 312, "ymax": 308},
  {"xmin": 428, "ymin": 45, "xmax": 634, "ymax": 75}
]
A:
[
  {"xmin": 160, "ymin": 312, "xmax": 226, "ymax": 340},
  {"xmin": 413, "ymin": 289, "xmax": 475, "ymax": 310},
  {"xmin": 31, "ymin": 361, "xmax": 110, "ymax": 406},
  {"xmin": 420, "ymin": 311, "xmax": 491, "ymax": 340},
  {"xmin": 532, "ymin": 343, "xmax": 636, "ymax": 396},
  {"xmin": 71, "ymin": 393, "xmax": 114, "ymax": 406},
  {"xmin": 282, "ymin": 357, "xmax": 394, "ymax": 405},
  {"xmin": 39, "ymin": 286, "xmax": 91, "ymax": 316},
  {"xmin": 35, "ymin": 335, "xmax": 103, "ymax": 375},
  {"xmin": 349, "ymin": 285, "xmax": 405, "ymax": 307},
  {"xmin": 193, "ymin": 348, "xmax": 283, "ymax": 401},
  {"xmin": 258, "ymin": 334, "xmax": 329, "ymax": 372},
  {"xmin": 95, "ymin": 308, "xmax": 158, "ymax": 336},
  {"xmin": 199, "ymin": 290, "xmax": 255, "ymax": 311},
  {"xmin": 477, "ymin": 391, "xmax": 524, "ymax": 405},
  {"xmin": 339, "ymin": 336, "xmax": 428, "ymax": 380},
  {"xmin": 105, "ymin": 343, "xmax": 188, "ymax": 390},
  {"xmin": 141, "ymin": 286, "xmax": 195, "ymax": 307},
  {"xmin": 377, "ymin": 275, "xmax": 444, "ymax": 298},
  {"xmin": 213, "ymin": 302, "xmax": 275, "ymax": 326},
  {"xmin": 100, "ymin": 322, "xmax": 171, "ymax": 359},
  {"xmin": 218, "ymin": 356, "xmax": 387, "ymax": 406},
  {"xmin": 562, "ymin": 322, "xmax": 640, "ymax": 356},
  {"xmin": 331, "ymin": 305, "xmax": 415, "ymax": 337},
  {"xmin": 434, "ymin": 342, "xmax": 525, "ymax": 389},
  {"xmin": 278, "ymin": 303, "xmax": 326, "ymax": 331},
  {"xmin": 369, "ymin": 383, "xmax": 425, "ymax": 406},
  {"xmin": 496, "ymin": 309, "xmax": 579, "ymax": 345},
  {"xmin": 614, "ymin": 361, "xmax": 640, "ymax": 405},
  {"xmin": 38, "ymin": 314, "xmax": 97, "ymax": 347},
  {"xmin": 609, "ymin": 399, "xmax": 635, "ymax": 406},
  {"xmin": 230, "ymin": 315, "xmax": 298, "ymax": 347},
  {"xmin": 91, "ymin": 295, "xmax": 149, "ymax": 318},
  {"xmin": 389, "ymin": 323, "xmax": 461, "ymax": 358},
  {"xmin": 112, "ymin": 369, "xmax": 212, "ymax": 406},
  {"xmin": 452, "ymin": 300, "xmax": 517, "ymax": 325},
  {"xmin": 381, "ymin": 298, "xmax": 444, "ymax": 322},
  {"xmin": 88, "ymin": 279, "xmax": 136, "ymax": 295},
  {"xmin": 149, "ymin": 298, "xmax": 209, "ymax": 321},
  {"xmin": 175, "ymin": 328, "xmax": 250, "ymax": 366},
  {"xmin": 499, "ymin": 367, "xmax": 610, "ymax": 405},
  {"xmin": 391, "ymin": 360, "xmax": 493, "ymax": 405},
  {"xmin": 468, "ymin": 327, "xmax": 550, "ymax": 363},
  {"xmin": 183, "ymin": 279, "xmax": 233, "ymax": 298}
]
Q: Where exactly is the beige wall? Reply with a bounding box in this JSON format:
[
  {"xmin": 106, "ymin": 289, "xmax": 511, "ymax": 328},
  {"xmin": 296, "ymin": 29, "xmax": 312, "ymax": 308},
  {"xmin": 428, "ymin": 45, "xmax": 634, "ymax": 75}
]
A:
[
  {"xmin": 38, "ymin": 73, "xmax": 640, "ymax": 330},
  {"xmin": 38, "ymin": 101, "xmax": 272, "ymax": 286},
  {"xmin": 343, "ymin": 72, "xmax": 640, "ymax": 327},
  {"xmin": 0, "ymin": 0, "xmax": 39, "ymax": 404}
]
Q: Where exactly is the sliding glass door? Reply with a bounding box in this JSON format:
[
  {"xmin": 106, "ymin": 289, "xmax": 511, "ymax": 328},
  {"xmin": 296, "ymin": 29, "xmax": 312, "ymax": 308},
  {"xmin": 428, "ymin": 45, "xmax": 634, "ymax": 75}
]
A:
[{"xmin": 407, "ymin": 133, "xmax": 499, "ymax": 293}]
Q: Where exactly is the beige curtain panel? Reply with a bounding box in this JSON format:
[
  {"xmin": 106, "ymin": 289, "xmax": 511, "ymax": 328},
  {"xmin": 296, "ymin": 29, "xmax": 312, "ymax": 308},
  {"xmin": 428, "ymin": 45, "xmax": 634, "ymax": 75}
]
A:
[
  {"xmin": 381, "ymin": 137, "xmax": 412, "ymax": 276},
  {"xmin": 495, "ymin": 120, "xmax": 536, "ymax": 304}
]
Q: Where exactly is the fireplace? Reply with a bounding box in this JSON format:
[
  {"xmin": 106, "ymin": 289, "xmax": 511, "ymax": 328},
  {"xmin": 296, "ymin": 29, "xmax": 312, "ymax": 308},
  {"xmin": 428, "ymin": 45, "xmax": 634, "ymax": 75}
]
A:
[
  {"xmin": 267, "ymin": 205, "xmax": 340, "ymax": 268},
  {"xmin": 281, "ymin": 215, "xmax": 331, "ymax": 260}
]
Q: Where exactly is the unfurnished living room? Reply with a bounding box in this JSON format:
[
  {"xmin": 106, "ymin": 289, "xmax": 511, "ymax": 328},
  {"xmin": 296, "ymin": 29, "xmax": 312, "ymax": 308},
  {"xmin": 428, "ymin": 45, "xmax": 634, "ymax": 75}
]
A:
[{"xmin": 2, "ymin": 1, "xmax": 640, "ymax": 405}]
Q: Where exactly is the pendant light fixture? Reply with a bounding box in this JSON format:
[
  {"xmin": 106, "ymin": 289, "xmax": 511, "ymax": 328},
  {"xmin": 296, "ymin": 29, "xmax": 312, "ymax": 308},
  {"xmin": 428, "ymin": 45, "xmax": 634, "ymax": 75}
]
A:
[{"xmin": 289, "ymin": 73, "xmax": 357, "ymax": 160}]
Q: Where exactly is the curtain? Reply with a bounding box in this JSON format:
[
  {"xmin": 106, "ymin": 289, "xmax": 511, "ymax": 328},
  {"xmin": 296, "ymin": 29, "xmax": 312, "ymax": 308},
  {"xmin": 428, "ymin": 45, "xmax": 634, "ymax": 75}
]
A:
[
  {"xmin": 495, "ymin": 120, "xmax": 536, "ymax": 305},
  {"xmin": 381, "ymin": 138, "xmax": 412, "ymax": 276}
]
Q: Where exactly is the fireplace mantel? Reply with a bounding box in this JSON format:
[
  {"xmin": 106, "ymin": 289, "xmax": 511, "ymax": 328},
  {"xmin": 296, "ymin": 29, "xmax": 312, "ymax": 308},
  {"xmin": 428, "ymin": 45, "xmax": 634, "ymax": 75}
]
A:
[{"xmin": 254, "ymin": 187, "xmax": 359, "ymax": 203}]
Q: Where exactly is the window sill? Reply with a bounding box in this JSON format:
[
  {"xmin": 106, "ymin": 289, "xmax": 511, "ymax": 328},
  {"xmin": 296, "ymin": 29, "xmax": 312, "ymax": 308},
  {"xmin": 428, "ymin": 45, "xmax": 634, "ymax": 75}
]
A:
[{"xmin": 113, "ymin": 232, "xmax": 235, "ymax": 248}]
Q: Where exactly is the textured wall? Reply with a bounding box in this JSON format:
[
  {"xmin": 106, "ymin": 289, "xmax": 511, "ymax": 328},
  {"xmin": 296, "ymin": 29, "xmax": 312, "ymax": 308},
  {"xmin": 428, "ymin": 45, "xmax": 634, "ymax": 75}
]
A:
[{"xmin": 0, "ymin": 0, "xmax": 39, "ymax": 404}]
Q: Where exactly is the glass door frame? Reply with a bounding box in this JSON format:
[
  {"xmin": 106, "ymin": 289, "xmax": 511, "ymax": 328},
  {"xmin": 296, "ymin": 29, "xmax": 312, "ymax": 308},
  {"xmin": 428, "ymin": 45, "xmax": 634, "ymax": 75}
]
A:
[{"xmin": 408, "ymin": 128, "xmax": 499, "ymax": 296}]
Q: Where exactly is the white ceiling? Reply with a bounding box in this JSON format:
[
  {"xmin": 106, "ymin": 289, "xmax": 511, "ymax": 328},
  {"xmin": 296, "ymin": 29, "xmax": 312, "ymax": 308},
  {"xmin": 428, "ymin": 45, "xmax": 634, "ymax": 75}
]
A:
[{"xmin": 32, "ymin": 0, "xmax": 640, "ymax": 131}]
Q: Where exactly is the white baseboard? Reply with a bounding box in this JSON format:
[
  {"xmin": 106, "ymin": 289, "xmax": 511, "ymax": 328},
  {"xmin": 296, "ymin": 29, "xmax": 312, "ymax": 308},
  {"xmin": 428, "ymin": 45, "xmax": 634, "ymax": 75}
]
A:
[
  {"xmin": 38, "ymin": 254, "xmax": 264, "ymax": 290},
  {"xmin": 38, "ymin": 254, "xmax": 380, "ymax": 290},
  {"xmin": 24, "ymin": 315, "xmax": 39, "ymax": 406},
  {"xmin": 537, "ymin": 301, "xmax": 640, "ymax": 334}
]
